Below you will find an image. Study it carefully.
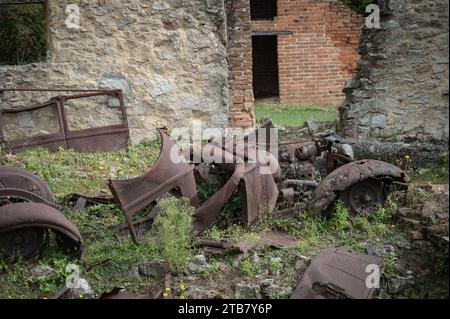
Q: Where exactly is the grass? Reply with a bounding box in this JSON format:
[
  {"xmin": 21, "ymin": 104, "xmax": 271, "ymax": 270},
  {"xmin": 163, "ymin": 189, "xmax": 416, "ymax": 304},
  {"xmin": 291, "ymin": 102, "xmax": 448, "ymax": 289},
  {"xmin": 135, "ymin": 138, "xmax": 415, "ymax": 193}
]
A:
[
  {"xmin": 0, "ymin": 141, "xmax": 448, "ymax": 299},
  {"xmin": 153, "ymin": 198, "xmax": 195, "ymax": 272},
  {"xmin": 0, "ymin": 139, "xmax": 160, "ymax": 200},
  {"xmin": 255, "ymin": 103, "xmax": 337, "ymax": 127},
  {"xmin": 409, "ymin": 155, "xmax": 449, "ymax": 185}
]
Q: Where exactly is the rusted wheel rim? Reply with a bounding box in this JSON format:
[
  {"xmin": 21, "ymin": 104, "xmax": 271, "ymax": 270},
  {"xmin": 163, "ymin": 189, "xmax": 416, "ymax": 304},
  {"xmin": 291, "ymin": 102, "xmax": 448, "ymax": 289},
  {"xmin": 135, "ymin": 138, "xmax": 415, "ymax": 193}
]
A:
[
  {"xmin": 341, "ymin": 179, "xmax": 384, "ymax": 215},
  {"xmin": 0, "ymin": 228, "xmax": 45, "ymax": 259}
]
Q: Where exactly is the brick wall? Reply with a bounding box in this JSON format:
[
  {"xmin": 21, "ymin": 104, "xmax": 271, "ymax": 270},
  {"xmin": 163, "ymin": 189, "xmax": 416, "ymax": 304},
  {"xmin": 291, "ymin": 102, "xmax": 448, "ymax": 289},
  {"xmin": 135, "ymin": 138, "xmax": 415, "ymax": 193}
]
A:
[
  {"xmin": 252, "ymin": 0, "xmax": 363, "ymax": 106},
  {"xmin": 226, "ymin": 0, "xmax": 255, "ymax": 128},
  {"xmin": 227, "ymin": 0, "xmax": 363, "ymax": 127}
]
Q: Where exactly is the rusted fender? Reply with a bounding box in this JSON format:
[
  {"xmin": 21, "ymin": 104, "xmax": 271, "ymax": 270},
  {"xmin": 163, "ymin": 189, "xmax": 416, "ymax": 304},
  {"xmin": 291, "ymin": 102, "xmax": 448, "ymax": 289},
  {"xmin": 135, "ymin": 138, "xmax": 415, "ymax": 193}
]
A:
[
  {"xmin": 309, "ymin": 159, "xmax": 410, "ymax": 215},
  {"xmin": 0, "ymin": 167, "xmax": 55, "ymax": 204},
  {"xmin": 0, "ymin": 202, "xmax": 83, "ymax": 257},
  {"xmin": 108, "ymin": 128, "xmax": 197, "ymax": 243},
  {"xmin": 193, "ymin": 163, "xmax": 245, "ymax": 234}
]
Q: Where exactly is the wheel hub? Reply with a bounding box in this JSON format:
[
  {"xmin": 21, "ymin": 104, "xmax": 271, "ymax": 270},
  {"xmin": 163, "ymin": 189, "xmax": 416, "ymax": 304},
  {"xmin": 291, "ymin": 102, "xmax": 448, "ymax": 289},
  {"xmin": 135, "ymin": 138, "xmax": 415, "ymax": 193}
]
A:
[
  {"xmin": 0, "ymin": 228, "xmax": 45, "ymax": 259},
  {"xmin": 341, "ymin": 179, "xmax": 384, "ymax": 215}
]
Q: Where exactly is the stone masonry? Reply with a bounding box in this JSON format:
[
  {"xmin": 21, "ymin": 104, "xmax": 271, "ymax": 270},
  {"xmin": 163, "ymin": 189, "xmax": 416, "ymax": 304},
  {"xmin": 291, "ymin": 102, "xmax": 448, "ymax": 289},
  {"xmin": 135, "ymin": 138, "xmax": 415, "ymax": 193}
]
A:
[
  {"xmin": 338, "ymin": 0, "xmax": 449, "ymax": 142},
  {"xmin": 0, "ymin": 0, "xmax": 230, "ymax": 142}
]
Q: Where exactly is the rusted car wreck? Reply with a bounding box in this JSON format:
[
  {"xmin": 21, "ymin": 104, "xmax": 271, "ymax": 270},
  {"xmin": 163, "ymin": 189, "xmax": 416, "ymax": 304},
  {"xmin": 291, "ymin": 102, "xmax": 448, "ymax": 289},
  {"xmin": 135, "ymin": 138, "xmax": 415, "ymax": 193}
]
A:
[{"xmin": 0, "ymin": 89, "xmax": 410, "ymax": 298}]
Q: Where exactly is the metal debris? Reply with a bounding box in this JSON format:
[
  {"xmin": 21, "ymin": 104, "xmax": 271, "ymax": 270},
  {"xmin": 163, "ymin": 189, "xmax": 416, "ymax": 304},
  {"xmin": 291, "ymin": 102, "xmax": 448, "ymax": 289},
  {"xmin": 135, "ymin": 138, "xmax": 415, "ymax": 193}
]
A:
[
  {"xmin": 110, "ymin": 129, "xmax": 280, "ymax": 241},
  {"xmin": 0, "ymin": 166, "xmax": 56, "ymax": 208},
  {"xmin": 0, "ymin": 166, "xmax": 83, "ymax": 259},
  {"xmin": 199, "ymin": 231, "xmax": 299, "ymax": 254},
  {"xmin": 290, "ymin": 248, "xmax": 383, "ymax": 299},
  {"xmin": 309, "ymin": 159, "xmax": 410, "ymax": 215},
  {"xmin": 108, "ymin": 128, "xmax": 198, "ymax": 243},
  {"xmin": 0, "ymin": 89, "xmax": 129, "ymax": 153},
  {"xmin": 0, "ymin": 202, "xmax": 83, "ymax": 258}
]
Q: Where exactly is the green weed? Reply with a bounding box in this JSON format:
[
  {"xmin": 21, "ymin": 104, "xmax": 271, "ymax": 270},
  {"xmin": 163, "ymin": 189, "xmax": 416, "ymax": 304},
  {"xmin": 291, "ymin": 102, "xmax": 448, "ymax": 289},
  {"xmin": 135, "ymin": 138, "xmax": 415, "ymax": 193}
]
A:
[{"xmin": 153, "ymin": 198, "xmax": 195, "ymax": 272}]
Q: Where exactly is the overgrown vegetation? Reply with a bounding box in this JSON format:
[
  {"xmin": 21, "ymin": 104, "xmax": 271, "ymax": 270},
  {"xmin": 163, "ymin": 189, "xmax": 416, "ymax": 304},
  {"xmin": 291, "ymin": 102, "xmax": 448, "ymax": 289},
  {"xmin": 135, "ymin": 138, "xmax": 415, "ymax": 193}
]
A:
[
  {"xmin": 338, "ymin": 0, "xmax": 378, "ymax": 15},
  {"xmin": 255, "ymin": 103, "xmax": 337, "ymax": 127},
  {"xmin": 0, "ymin": 139, "xmax": 160, "ymax": 200},
  {"xmin": 409, "ymin": 155, "xmax": 449, "ymax": 185},
  {"xmin": 0, "ymin": 3, "xmax": 47, "ymax": 65},
  {"xmin": 153, "ymin": 198, "xmax": 195, "ymax": 272},
  {"xmin": 0, "ymin": 141, "xmax": 448, "ymax": 299}
]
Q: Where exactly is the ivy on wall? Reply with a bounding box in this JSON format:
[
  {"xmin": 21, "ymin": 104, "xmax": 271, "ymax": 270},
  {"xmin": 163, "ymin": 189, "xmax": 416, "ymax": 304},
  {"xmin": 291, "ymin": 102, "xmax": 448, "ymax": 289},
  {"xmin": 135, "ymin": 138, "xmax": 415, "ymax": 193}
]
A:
[
  {"xmin": 338, "ymin": 0, "xmax": 378, "ymax": 14},
  {"xmin": 0, "ymin": 4, "xmax": 47, "ymax": 65}
]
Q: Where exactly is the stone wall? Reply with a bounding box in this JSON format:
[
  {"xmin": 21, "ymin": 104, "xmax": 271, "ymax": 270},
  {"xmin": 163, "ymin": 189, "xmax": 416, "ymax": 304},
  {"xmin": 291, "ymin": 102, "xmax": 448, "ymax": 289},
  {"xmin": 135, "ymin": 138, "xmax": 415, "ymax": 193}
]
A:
[
  {"xmin": 0, "ymin": 0, "xmax": 230, "ymax": 142},
  {"xmin": 338, "ymin": 0, "xmax": 449, "ymax": 142}
]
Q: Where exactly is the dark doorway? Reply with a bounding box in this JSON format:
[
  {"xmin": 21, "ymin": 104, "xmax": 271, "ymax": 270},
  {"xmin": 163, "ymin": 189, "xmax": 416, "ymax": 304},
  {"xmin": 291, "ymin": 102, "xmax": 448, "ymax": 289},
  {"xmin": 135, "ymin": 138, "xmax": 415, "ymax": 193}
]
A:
[
  {"xmin": 250, "ymin": 0, "xmax": 277, "ymax": 21},
  {"xmin": 252, "ymin": 35, "xmax": 280, "ymax": 100}
]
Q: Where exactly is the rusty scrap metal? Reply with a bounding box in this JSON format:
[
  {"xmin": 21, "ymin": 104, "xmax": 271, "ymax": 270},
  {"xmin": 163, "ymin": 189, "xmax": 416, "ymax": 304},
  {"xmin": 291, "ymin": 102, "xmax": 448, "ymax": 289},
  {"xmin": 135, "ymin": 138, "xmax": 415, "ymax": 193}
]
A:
[
  {"xmin": 0, "ymin": 89, "xmax": 129, "ymax": 153},
  {"xmin": 0, "ymin": 202, "xmax": 83, "ymax": 258},
  {"xmin": 0, "ymin": 166, "xmax": 83, "ymax": 258},
  {"xmin": 290, "ymin": 247, "xmax": 383, "ymax": 299},
  {"xmin": 110, "ymin": 129, "xmax": 280, "ymax": 241},
  {"xmin": 63, "ymin": 193, "xmax": 114, "ymax": 211},
  {"xmin": 199, "ymin": 231, "xmax": 299, "ymax": 254},
  {"xmin": 193, "ymin": 163, "xmax": 245, "ymax": 234},
  {"xmin": 108, "ymin": 129, "xmax": 198, "ymax": 243},
  {"xmin": 0, "ymin": 166, "xmax": 59, "ymax": 209},
  {"xmin": 309, "ymin": 159, "xmax": 410, "ymax": 215},
  {"xmin": 202, "ymin": 139, "xmax": 280, "ymax": 228}
]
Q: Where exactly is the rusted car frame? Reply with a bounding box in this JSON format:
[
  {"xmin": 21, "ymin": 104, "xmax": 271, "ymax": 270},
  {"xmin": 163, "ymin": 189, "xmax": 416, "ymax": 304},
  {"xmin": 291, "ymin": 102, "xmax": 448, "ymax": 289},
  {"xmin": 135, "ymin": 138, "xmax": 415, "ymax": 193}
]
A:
[
  {"xmin": 108, "ymin": 129, "xmax": 198, "ymax": 243},
  {"xmin": 309, "ymin": 159, "xmax": 410, "ymax": 215},
  {"xmin": 109, "ymin": 129, "xmax": 280, "ymax": 242},
  {"xmin": 0, "ymin": 202, "xmax": 83, "ymax": 258},
  {"xmin": 0, "ymin": 89, "xmax": 129, "ymax": 153},
  {"xmin": 0, "ymin": 166, "xmax": 83, "ymax": 258}
]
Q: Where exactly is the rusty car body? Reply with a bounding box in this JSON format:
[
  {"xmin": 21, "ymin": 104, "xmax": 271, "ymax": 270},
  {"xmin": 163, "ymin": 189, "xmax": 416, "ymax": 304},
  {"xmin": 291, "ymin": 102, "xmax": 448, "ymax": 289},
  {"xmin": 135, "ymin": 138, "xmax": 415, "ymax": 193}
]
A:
[
  {"xmin": 274, "ymin": 129, "xmax": 410, "ymax": 215},
  {"xmin": 108, "ymin": 126, "xmax": 409, "ymax": 243},
  {"xmin": 290, "ymin": 248, "xmax": 383, "ymax": 299},
  {"xmin": 108, "ymin": 129, "xmax": 280, "ymax": 243},
  {"xmin": 309, "ymin": 159, "xmax": 410, "ymax": 215},
  {"xmin": 0, "ymin": 89, "xmax": 129, "ymax": 153},
  {"xmin": 0, "ymin": 202, "xmax": 83, "ymax": 258},
  {"xmin": 0, "ymin": 166, "xmax": 83, "ymax": 258}
]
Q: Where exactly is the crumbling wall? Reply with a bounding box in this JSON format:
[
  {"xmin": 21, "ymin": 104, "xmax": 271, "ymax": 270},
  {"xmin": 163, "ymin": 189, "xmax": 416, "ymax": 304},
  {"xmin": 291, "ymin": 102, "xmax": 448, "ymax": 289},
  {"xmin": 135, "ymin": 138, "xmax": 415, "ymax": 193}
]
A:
[
  {"xmin": 226, "ymin": 0, "xmax": 255, "ymax": 128},
  {"xmin": 338, "ymin": 0, "xmax": 449, "ymax": 142},
  {"xmin": 0, "ymin": 0, "xmax": 230, "ymax": 142}
]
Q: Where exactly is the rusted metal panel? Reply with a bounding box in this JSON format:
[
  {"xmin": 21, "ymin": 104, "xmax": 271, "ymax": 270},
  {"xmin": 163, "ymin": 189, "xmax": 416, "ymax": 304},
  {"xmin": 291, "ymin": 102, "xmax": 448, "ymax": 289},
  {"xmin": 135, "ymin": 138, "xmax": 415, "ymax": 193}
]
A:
[
  {"xmin": 0, "ymin": 89, "xmax": 129, "ymax": 153},
  {"xmin": 108, "ymin": 129, "xmax": 198, "ymax": 243},
  {"xmin": 291, "ymin": 248, "xmax": 383, "ymax": 299},
  {"xmin": 0, "ymin": 166, "xmax": 55, "ymax": 204},
  {"xmin": 0, "ymin": 202, "xmax": 83, "ymax": 258},
  {"xmin": 199, "ymin": 232, "xmax": 299, "ymax": 254},
  {"xmin": 193, "ymin": 163, "xmax": 245, "ymax": 234},
  {"xmin": 309, "ymin": 159, "xmax": 410, "ymax": 215}
]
